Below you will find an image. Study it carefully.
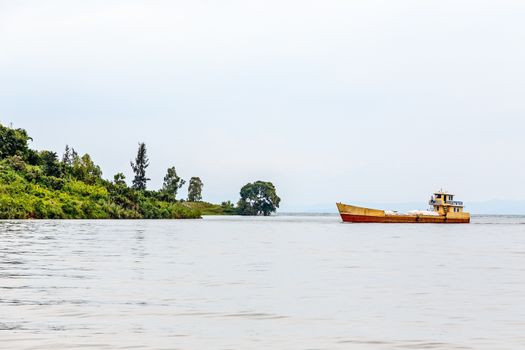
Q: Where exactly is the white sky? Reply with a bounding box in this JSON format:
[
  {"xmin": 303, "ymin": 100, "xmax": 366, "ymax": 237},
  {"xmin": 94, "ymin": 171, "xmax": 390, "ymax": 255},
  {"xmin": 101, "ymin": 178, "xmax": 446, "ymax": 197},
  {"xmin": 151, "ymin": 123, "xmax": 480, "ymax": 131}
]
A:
[{"xmin": 1, "ymin": 0, "xmax": 524, "ymax": 211}]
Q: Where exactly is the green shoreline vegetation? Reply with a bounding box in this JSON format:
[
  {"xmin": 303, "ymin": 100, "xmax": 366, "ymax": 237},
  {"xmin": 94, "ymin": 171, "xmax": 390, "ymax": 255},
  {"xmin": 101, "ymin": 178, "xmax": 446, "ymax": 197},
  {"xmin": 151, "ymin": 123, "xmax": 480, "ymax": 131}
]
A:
[{"xmin": 0, "ymin": 123, "xmax": 280, "ymax": 219}]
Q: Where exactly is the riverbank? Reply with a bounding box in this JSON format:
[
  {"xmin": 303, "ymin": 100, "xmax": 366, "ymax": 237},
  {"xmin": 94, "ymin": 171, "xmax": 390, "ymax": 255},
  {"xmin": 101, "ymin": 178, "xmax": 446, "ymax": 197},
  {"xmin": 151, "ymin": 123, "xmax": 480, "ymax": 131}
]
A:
[
  {"xmin": 0, "ymin": 123, "xmax": 282, "ymax": 219},
  {"xmin": 0, "ymin": 161, "xmax": 241, "ymax": 219},
  {"xmin": 0, "ymin": 124, "xmax": 232, "ymax": 219},
  {"xmin": 0, "ymin": 161, "xmax": 199, "ymax": 219}
]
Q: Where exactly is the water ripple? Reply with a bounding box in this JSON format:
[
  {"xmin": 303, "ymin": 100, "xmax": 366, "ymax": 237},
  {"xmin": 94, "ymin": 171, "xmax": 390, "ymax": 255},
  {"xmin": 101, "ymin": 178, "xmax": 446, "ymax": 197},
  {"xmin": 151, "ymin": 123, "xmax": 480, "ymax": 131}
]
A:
[{"xmin": 1, "ymin": 216, "xmax": 525, "ymax": 349}]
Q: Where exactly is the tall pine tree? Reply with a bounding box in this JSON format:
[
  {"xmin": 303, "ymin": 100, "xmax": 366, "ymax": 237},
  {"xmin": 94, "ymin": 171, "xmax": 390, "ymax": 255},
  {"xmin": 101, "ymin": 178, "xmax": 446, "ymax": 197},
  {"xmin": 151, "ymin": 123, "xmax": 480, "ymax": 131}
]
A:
[
  {"xmin": 130, "ymin": 143, "xmax": 150, "ymax": 190},
  {"xmin": 62, "ymin": 145, "xmax": 72, "ymax": 166}
]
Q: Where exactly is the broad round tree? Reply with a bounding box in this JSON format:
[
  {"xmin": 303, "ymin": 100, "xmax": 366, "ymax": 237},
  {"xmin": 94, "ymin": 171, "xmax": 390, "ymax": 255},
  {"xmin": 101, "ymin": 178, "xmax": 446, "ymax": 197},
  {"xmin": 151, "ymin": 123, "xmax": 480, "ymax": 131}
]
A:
[{"xmin": 237, "ymin": 181, "xmax": 281, "ymax": 216}]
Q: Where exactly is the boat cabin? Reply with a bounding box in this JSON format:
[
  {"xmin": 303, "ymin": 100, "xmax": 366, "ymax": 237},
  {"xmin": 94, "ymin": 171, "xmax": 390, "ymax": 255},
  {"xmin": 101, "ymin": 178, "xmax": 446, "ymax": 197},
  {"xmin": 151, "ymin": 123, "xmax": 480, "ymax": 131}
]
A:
[{"xmin": 429, "ymin": 190, "xmax": 464, "ymax": 215}]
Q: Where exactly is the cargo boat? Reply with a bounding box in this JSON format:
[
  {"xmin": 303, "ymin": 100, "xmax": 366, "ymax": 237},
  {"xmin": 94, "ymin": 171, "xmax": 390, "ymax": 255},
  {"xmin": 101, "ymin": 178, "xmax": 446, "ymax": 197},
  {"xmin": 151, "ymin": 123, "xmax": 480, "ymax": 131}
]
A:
[{"xmin": 337, "ymin": 190, "xmax": 470, "ymax": 223}]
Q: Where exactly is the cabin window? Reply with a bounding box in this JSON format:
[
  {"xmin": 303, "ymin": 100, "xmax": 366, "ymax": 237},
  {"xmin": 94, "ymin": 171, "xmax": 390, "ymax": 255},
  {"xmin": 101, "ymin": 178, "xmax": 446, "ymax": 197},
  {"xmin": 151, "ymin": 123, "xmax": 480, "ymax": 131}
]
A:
[{"xmin": 436, "ymin": 194, "xmax": 441, "ymax": 198}]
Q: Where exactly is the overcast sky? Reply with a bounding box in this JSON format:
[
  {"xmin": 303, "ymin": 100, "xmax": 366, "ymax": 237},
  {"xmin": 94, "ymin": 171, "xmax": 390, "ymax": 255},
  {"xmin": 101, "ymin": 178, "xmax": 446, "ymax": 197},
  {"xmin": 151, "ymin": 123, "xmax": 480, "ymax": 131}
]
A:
[{"xmin": 1, "ymin": 1, "xmax": 524, "ymax": 211}]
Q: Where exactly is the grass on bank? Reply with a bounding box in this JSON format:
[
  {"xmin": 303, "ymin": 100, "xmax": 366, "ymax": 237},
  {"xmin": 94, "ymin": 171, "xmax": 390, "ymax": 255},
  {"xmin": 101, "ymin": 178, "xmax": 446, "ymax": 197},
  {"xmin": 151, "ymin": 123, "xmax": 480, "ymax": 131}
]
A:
[{"xmin": 0, "ymin": 159, "xmax": 202, "ymax": 219}]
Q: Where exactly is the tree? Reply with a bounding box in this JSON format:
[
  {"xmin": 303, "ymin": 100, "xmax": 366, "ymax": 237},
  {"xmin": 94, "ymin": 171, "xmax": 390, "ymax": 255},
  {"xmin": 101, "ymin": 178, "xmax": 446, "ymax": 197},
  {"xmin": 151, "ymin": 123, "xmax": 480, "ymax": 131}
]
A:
[
  {"xmin": 61, "ymin": 145, "xmax": 74, "ymax": 177},
  {"xmin": 130, "ymin": 143, "xmax": 150, "ymax": 190},
  {"xmin": 62, "ymin": 145, "xmax": 72, "ymax": 166},
  {"xmin": 161, "ymin": 166, "xmax": 185, "ymax": 202},
  {"xmin": 237, "ymin": 181, "xmax": 281, "ymax": 216},
  {"xmin": 40, "ymin": 151, "xmax": 62, "ymax": 177},
  {"xmin": 71, "ymin": 153, "xmax": 102, "ymax": 184},
  {"xmin": 113, "ymin": 173, "xmax": 126, "ymax": 186},
  {"xmin": 220, "ymin": 200, "xmax": 237, "ymax": 215},
  {"xmin": 187, "ymin": 177, "xmax": 203, "ymax": 201},
  {"xmin": 0, "ymin": 123, "xmax": 31, "ymax": 160},
  {"xmin": 71, "ymin": 148, "xmax": 79, "ymax": 161}
]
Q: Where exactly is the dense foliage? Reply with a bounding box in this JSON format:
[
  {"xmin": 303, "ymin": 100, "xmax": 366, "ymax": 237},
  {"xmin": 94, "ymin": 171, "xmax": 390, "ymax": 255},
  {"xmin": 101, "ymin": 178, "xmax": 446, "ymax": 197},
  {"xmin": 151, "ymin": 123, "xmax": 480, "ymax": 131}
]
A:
[
  {"xmin": 0, "ymin": 123, "xmax": 282, "ymax": 219},
  {"xmin": 161, "ymin": 166, "xmax": 185, "ymax": 202},
  {"xmin": 0, "ymin": 125, "xmax": 32, "ymax": 160},
  {"xmin": 237, "ymin": 181, "xmax": 281, "ymax": 216},
  {"xmin": 0, "ymin": 124, "xmax": 199, "ymax": 219},
  {"xmin": 187, "ymin": 177, "xmax": 203, "ymax": 202},
  {"xmin": 130, "ymin": 143, "xmax": 150, "ymax": 190}
]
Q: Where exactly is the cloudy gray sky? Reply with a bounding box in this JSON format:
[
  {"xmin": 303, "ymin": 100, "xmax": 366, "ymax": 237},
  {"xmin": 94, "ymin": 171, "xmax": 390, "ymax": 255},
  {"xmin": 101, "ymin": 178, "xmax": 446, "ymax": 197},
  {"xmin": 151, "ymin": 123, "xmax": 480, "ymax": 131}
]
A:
[{"xmin": 1, "ymin": 0, "xmax": 524, "ymax": 212}]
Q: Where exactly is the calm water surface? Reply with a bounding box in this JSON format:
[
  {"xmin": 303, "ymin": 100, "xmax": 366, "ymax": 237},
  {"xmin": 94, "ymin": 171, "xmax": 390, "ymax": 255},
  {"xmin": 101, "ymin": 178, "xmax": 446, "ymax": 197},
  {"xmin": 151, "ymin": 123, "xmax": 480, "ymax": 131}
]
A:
[{"xmin": 1, "ymin": 215, "xmax": 525, "ymax": 349}]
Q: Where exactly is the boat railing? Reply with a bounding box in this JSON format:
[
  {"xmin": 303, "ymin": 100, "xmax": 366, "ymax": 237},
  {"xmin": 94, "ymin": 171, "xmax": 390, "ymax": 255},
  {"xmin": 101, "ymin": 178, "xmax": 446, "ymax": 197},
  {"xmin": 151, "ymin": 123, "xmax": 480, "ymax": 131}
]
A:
[{"xmin": 429, "ymin": 199, "xmax": 463, "ymax": 206}]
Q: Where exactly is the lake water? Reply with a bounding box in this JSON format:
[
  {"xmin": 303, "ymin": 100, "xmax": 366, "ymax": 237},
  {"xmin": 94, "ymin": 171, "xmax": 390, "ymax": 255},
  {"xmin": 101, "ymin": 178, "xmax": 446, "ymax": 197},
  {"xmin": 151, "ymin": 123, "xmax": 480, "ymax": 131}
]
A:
[{"xmin": 1, "ymin": 215, "xmax": 525, "ymax": 349}]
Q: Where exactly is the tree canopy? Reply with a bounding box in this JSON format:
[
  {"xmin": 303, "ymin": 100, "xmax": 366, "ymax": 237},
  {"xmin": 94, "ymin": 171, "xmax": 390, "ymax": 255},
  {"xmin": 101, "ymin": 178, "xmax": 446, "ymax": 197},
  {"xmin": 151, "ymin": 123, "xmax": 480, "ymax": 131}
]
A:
[
  {"xmin": 187, "ymin": 177, "xmax": 203, "ymax": 202},
  {"xmin": 62, "ymin": 145, "xmax": 73, "ymax": 166},
  {"xmin": 237, "ymin": 181, "xmax": 280, "ymax": 216},
  {"xmin": 130, "ymin": 143, "xmax": 150, "ymax": 190},
  {"xmin": 40, "ymin": 151, "xmax": 62, "ymax": 177},
  {"xmin": 113, "ymin": 173, "xmax": 126, "ymax": 186},
  {"xmin": 71, "ymin": 153, "xmax": 102, "ymax": 184},
  {"xmin": 161, "ymin": 166, "xmax": 185, "ymax": 202},
  {"xmin": 0, "ymin": 123, "xmax": 31, "ymax": 160}
]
